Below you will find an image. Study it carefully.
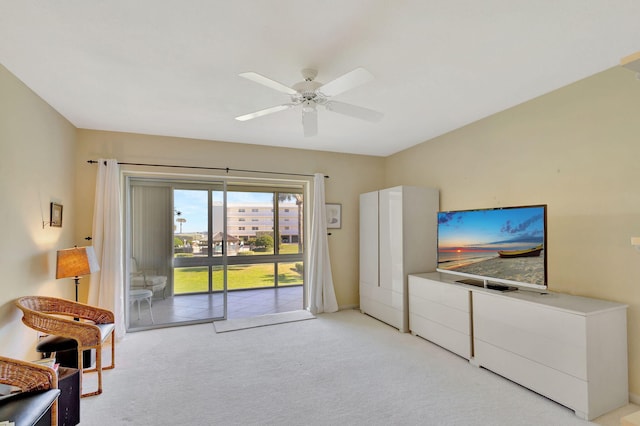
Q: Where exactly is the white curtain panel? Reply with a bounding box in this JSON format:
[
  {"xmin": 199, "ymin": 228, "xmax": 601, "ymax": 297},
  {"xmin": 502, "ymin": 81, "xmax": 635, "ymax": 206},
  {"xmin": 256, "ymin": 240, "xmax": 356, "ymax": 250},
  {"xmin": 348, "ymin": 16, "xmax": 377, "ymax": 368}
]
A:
[
  {"xmin": 89, "ymin": 159, "xmax": 126, "ymax": 338},
  {"xmin": 307, "ymin": 173, "xmax": 338, "ymax": 314}
]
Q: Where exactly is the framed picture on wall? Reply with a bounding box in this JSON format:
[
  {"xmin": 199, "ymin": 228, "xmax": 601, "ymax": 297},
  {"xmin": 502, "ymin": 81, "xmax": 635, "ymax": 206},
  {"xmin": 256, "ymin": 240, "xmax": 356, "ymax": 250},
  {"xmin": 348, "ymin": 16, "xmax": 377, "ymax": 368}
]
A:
[
  {"xmin": 50, "ymin": 202, "xmax": 63, "ymax": 227},
  {"xmin": 326, "ymin": 203, "xmax": 341, "ymax": 229}
]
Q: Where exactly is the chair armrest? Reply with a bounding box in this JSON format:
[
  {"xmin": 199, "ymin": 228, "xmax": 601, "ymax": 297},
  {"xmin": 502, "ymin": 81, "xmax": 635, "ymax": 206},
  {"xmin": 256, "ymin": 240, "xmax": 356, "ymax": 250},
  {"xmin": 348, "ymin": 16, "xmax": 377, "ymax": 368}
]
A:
[
  {"xmin": 15, "ymin": 296, "xmax": 113, "ymax": 347},
  {"xmin": 17, "ymin": 296, "xmax": 114, "ymax": 324},
  {"xmin": 49, "ymin": 298, "xmax": 114, "ymax": 324},
  {"xmin": 131, "ymin": 270, "xmax": 147, "ymax": 281},
  {"xmin": 21, "ymin": 309, "xmax": 103, "ymax": 347},
  {"xmin": 0, "ymin": 356, "xmax": 57, "ymax": 392}
]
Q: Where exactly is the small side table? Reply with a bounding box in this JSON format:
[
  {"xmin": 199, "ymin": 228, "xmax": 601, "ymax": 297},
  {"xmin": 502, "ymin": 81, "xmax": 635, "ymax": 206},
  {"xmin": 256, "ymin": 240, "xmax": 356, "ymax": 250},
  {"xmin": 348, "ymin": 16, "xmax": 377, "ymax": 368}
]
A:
[
  {"xmin": 58, "ymin": 367, "xmax": 80, "ymax": 425},
  {"xmin": 130, "ymin": 288, "xmax": 154, "ymax": 323}
]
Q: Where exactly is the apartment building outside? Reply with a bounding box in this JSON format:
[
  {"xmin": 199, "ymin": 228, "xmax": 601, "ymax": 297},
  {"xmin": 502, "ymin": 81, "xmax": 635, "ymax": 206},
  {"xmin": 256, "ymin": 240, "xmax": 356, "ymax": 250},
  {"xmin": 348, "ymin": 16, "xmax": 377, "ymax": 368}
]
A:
[{"xmin": 221, "ymin": 201, "xmax": 301, "ymax": 243}]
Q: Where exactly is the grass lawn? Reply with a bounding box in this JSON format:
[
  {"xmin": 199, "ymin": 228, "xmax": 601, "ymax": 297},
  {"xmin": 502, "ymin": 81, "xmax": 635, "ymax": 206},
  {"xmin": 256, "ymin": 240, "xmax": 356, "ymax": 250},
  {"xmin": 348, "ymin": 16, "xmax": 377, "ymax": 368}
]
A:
[
  {"xmin": 174, "ymin": 244, "xmax": 303, "ymax": 293},
  {"xmin": 278, "ymin": 244, "xmax": 302, "ymax": 254},
  {"xmin": 174, "ymin": 261, "xmax": 302, "ymax": 293}
]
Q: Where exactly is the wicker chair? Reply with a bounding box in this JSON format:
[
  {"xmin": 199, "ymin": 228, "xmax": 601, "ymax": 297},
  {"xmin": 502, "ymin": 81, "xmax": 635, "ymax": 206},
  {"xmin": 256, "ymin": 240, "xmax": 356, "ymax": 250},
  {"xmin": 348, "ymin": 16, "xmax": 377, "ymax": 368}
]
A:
[
  {"xmin": 131, "ymin": 257, "xmax": 167, "ymax": 299},
  {"xmin": 0, "ymin": 355, "xmax": 59, "ymax": 426},
  {"xmin": 15, "ymin": 296, "xmax": 115, "ymax": 397}
]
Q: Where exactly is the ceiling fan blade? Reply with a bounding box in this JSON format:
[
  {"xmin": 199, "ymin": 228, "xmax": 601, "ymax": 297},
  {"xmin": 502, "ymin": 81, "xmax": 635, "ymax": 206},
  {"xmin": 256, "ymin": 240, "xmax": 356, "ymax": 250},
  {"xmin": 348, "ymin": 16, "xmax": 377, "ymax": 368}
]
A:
[
  {"xmin": 235, "ymin": 104, "xmax": 293, "ymax": 121},
  {"xmin": 239, "ymin": 72, "xmax": 298, "ymax": 95},
  {"xmin": 317, "ymin": 67, "xmax": 374, "ymax": 97},
  {"xmin": 325, "ymin": 100, "xmax": 383, "ymax": 122},
  {"xmin": 302, "ymin": 105, "xmax": 318, "ymax": 137}
]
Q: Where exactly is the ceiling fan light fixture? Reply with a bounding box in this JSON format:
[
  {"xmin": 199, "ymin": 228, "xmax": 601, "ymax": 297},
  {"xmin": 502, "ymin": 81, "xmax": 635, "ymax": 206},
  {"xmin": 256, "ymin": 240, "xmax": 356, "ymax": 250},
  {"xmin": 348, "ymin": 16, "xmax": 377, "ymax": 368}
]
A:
[
  {"xmin": 237, "ymin": 67, "xmax": 383, "ymax": 135},
  {"xmin": 302, "ymin": 100, "xmax": 316, "ymax": 113}
]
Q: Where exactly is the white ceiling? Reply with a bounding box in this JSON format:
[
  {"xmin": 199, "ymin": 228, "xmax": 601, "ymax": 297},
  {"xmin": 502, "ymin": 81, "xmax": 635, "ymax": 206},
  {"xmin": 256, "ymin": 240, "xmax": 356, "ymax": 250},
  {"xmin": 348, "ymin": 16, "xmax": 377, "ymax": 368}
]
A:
[{"xmin": 1, "ymin": 1, "xmax": 639, "ymax": 157}]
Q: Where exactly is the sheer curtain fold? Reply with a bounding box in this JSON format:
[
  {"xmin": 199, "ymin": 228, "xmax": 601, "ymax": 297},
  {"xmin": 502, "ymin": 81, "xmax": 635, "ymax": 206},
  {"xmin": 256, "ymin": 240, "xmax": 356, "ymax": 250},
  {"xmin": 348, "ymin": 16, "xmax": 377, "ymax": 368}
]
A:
[
  {"xmin": 307, "ymin": 173, "xmax": 338, "ymax": 314},
  {"xmin": 89, "ymin": 159, "xmax": 125, "ymax": 339}
]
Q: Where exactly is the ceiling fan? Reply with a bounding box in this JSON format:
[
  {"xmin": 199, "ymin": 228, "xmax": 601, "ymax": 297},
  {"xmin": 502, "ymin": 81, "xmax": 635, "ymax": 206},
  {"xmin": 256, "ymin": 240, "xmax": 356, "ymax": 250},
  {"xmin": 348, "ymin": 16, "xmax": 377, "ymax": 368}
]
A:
[{"xmin": 235, "ymin": 67, "xmax": 383, "ymax": 137}]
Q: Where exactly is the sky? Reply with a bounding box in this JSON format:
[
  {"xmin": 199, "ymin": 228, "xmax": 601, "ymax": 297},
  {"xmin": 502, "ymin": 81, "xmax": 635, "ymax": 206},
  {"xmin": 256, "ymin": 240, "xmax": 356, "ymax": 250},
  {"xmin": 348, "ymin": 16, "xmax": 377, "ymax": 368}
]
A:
[
  {"xmin": 437, "ymin": 206, "xmax": 545, "ymax": 251},
  {"xmin": 173, "ymin": 190, "xmax": 291, "ymax": 233}
]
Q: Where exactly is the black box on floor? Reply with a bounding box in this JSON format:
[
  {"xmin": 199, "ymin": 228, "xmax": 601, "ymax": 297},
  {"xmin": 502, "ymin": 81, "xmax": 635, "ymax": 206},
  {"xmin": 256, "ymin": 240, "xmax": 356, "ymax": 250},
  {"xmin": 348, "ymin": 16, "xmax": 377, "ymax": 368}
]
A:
[
  {"xmin": 36, "ymin": 335, "xmax": 96, "ymax": 369},
  {"xmin": 55, "ymin": 348, "xmax": 95, "ymax": 369},
  {"xmin": 58, "ymin": 367, "xmax": 80, "ymax": 426}
]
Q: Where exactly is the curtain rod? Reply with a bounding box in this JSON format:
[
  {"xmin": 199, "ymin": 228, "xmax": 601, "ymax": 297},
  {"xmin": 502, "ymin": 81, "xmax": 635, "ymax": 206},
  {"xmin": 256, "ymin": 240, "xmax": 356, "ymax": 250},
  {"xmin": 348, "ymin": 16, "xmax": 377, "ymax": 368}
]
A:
[{"xmin": 87, "ymin": 160, "xmax": 328, "ymax": 179}]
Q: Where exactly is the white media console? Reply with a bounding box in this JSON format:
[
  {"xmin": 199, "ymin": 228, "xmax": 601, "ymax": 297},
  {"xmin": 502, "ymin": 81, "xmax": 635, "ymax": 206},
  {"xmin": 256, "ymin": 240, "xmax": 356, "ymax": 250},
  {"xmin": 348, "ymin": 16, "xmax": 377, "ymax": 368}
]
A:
[{"xmin": 408, "ymin": 272, "xmax": 628, "ymax": 420}]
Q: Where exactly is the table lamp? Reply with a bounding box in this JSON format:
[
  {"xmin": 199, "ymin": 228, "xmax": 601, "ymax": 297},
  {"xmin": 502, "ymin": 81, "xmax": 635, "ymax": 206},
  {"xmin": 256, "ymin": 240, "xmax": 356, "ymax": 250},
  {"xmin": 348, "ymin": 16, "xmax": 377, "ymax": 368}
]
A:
[{"xmin": 56, "ymin": 246, "xmax": 100, "ymax": 302}]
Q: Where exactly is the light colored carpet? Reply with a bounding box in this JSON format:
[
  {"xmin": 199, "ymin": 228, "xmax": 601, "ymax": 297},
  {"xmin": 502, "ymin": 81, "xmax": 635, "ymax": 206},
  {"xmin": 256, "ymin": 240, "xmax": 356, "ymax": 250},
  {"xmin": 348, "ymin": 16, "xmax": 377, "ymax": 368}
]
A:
[
  {"xmin": 213, "ymin": 309, "xmax": 315, "ymax": 333},
  {"xmin": 79, "ymin": 309, "xmax": 632, "ymax": 425}
]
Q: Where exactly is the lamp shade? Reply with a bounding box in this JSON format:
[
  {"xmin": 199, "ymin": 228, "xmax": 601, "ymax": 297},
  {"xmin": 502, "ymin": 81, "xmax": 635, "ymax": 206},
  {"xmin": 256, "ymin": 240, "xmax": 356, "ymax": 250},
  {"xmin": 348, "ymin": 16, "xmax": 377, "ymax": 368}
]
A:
[{"xmin": 56, "ymin": 246, "xmax": 100, "ymax": 279}]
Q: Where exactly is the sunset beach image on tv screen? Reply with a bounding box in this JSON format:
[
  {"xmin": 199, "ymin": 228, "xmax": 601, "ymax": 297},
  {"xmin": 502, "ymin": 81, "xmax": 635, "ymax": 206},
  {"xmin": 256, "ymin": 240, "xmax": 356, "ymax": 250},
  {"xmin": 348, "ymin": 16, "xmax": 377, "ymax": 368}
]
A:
[{"xmin": 437, "ymin": 205, "xmax": 546, "ymax": 287}]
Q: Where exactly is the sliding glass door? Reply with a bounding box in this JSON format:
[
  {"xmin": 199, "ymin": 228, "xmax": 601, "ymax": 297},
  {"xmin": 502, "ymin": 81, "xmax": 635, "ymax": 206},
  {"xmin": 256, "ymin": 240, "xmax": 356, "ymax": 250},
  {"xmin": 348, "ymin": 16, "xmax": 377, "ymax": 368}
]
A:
[
  {"xmin": 173, "ymin": 186, "xmax": 226, "ymax": 295},
  {"xmin": 126, "ymin": 177, "xmax": 304, "ymax": 331},
  {"xmin": 128, "ymin": 179, "xmax": 227, "ymax": 330}
]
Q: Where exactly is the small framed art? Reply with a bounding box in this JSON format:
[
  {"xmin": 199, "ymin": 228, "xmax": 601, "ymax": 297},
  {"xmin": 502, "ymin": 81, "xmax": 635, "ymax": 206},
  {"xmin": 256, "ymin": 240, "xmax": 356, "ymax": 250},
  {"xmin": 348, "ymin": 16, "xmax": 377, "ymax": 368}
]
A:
[
  {"xmin": 326, "ymin": 203, "xmax": 341, "ymax": 229},
  {"xmin": 50, "ymin": 202, "xmax": 63, "ymax": 227}
]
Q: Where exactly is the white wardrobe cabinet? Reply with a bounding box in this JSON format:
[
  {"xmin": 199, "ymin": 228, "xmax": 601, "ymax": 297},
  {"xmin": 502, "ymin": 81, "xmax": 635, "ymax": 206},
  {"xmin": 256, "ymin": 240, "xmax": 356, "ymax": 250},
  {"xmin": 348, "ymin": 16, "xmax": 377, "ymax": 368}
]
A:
[{"xmin": 359, "ymin": 186, "xmax": 439, "ymax": 332}]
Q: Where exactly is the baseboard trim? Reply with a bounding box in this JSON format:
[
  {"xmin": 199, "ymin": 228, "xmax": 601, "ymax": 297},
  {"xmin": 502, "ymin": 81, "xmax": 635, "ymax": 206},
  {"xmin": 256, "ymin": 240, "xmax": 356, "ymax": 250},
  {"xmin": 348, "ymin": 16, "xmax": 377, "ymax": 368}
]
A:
[{"xmin": 338, "ymin": 304, "xmax": 359, "ymax": 311}]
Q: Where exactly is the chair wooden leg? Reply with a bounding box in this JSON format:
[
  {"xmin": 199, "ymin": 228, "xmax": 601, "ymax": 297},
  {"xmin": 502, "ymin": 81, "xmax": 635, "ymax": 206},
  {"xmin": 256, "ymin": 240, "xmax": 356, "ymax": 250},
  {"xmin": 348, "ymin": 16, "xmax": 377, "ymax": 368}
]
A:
[
  {"xmin": 79, "ymin": 332, "xmax": 115, "ymax": 397},
  {"xmin": 78, "ymin": 349, "xmax": 85, "ymax": 397},
  {"xmin": 96, "ymin": 349, "xmax": 102, "ymax": 395},
  {"xmin": 107, "ymin": 330, "xmax": 115, "ymax": 370},
  {"xmin": 51, "ymin": 397, "xmax": 59, "ymax": 426},
  {"xmin": 81, "ymin": 346, "xmax": 103, "ymax": 397}
]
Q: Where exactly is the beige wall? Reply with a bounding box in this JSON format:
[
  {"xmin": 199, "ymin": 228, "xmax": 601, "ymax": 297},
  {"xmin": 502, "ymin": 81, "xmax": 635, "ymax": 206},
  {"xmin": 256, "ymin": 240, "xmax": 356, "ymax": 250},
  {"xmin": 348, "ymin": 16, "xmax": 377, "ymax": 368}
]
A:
[
  {"xmin": 385, "ymin": 66, "xmax": 640, "ymax": 397},
  {"xmin": 74, "ymin": 130, "xmax": 385, "ymax": 307},
  {"xmin": 0, "ymin": 65, "xmax": 78, "ymax": 358}
]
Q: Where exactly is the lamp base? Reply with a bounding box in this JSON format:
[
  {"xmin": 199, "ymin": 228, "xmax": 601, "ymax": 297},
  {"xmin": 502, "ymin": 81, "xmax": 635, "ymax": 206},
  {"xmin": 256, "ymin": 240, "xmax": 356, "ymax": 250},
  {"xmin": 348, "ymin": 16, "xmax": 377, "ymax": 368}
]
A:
[{"xmin": 74, "ymin": 277, "xmax": 80, "ymax": 302}]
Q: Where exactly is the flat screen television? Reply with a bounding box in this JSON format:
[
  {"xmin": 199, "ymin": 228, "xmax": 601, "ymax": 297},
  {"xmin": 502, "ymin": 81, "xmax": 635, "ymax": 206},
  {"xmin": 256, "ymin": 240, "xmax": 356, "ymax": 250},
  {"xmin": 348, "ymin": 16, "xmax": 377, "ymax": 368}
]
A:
[{"xmin": 436, "ymin": 204, "xmax": 547, "ymax": 291}]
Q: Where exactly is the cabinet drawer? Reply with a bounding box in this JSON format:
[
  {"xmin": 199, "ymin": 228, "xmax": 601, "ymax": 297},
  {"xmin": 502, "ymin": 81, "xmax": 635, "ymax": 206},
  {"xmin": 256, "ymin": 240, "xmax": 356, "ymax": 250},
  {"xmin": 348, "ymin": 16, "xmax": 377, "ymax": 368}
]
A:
[
  {"xmin": 409, "ymin": 296, "xmax": 469, "ymax": 335},
  {"xmin": 473, "ymin": 292, "xmax": 587, "ymax": 380},
  {"xmin": 474, "ymin": 339, "xmax": 587, "ymax": 417},
  {"xmin": 411, "ymin": 314, "xmax": 471, "ymax": 359},
  {"xmin": 409, "ymin": 276, "xmax": 469, "ymax": 312}
]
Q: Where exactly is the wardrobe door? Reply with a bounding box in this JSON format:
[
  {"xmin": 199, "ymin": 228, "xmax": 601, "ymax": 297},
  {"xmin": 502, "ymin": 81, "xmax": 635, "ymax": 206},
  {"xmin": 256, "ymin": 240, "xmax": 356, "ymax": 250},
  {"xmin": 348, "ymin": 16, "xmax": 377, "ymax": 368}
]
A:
[
  {"xmin": 379, "ymin": 187, "xmax": 404, "ymax": 294},
  {"xmin": 378, "ymin": 187, "xmax": 405, "ymax": 330},
  {"xmin": 359, "ymin": 191, "xmax": 379, "ymax": 314}
]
